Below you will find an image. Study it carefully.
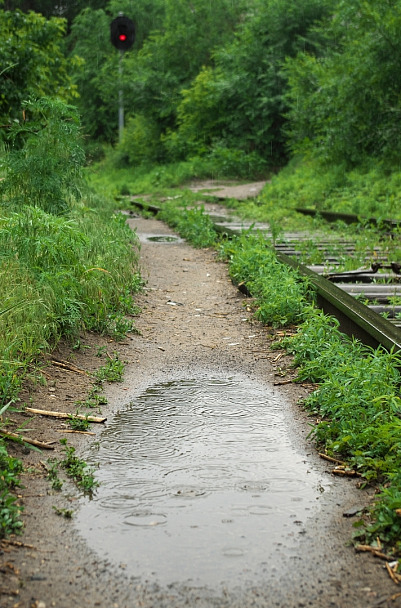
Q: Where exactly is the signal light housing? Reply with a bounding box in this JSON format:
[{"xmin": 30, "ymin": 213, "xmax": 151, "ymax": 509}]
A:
[{"xmin": 110, "ymin": 15, "xmax": 135, "ymax": 51}]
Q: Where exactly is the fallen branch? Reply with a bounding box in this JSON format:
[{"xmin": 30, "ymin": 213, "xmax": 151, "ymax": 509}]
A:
[
  {"xmin": 355, "ymin": 544, "xmax": 392, "ymax": 561},
  {"xmin": 319, "ymin": 453, "xmax": 346, "ymax": 466},
  {"xmin": 0, "ymin": 429, "xmax": 55, "ymax": 450},
  {"xmin": 0, "ymin": 588, "xmax": 19, "ymax": 596},
  {"xmin": 26, "ymin": 408, "xmax": 106, "ymax": 423}
]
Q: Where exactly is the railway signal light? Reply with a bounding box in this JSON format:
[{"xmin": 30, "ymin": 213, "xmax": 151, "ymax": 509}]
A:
[{"xmin": 110, "ymin": 15, "xmax": 135, "ymax": 51}]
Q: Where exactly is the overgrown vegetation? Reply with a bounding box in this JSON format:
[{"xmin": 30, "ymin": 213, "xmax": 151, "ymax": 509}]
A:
[{"xmin": 0, "ymin": 95, "xmax": 140, "ymax": 532}]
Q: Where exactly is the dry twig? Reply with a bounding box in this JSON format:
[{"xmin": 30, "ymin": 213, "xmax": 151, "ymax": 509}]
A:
[
  {"xmin": 0, "ymin": 430, "xmax": 54, "ymax": 450},
  {"xmin": 319, "ymin": 453, "xmax": 346, "ymax": 466},
  {"xmin": 50, "ymin": 357, "xmax": 87, "ymax": 375},
  {"xmin": 386, "ymin": 562, "xmax": 401, "ymax": 585},
  {"xmin": 355, "ymin": 544, "xmax": 392, "ymax": 561},
  {"xmin": 26, "ymin": 408, "xmax": 106, "ymax": 423}
]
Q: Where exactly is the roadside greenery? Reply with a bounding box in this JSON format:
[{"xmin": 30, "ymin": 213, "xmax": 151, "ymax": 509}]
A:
[
  {"xmin": 0, "ymin": 96, "xmax": 141, "ymax": 536},
  {"xmin": 0, "ymin": 441, "xmax": 23, "ymax": 538}
]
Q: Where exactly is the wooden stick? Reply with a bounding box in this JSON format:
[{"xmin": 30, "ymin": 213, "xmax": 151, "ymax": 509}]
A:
[
  {"xmin": 0, "ymin": 588, "xmax": 19, "ymax": 596},
  {"xmin": 1, "ymin": 539, "xmax": 35, "ymax": 549},
  {"xmin": 386, "ymin": 562, "xmax": 400, "ymax": 585},
  {"xmin": 319, "ymin": 453, "xmax": 346, "ymax": 466},
  {"xmin": 355, "ymin": 544, "xmax": 392, "ymax": 560},
  {"xmin": 0, "ymin": 429, "xmax": 54, "ymax": 450},
  {"xmin": 56, "ymin": 430, "xmax": 96, "ymax": 436},
  {"xmin": 50, "ymin": 357, "xmax": 87, "ymax": 375},
  {"xmin": 332, "ymin": 467, "xmax": 361, "ymax": 477},
  {"xmin": 26, "ymin": 408, "xmax": 106, "ymax": 423}
]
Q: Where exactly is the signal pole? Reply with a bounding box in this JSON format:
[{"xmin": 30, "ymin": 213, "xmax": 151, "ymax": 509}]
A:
[
  {"xmin": 118, "ymin": 50, "xmax": 124, "ymax": 143},
  {"xmin": 110, "ymin": 14, "xmax": 135, "ymax": 143}
]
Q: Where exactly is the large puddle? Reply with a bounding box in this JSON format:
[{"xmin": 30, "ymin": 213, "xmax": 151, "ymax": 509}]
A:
[{"xmin": 76, "ymin": 374, "xmax": 330, "ymax": 589}]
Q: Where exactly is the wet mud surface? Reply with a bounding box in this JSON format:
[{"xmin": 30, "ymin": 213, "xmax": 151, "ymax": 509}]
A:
[{"xmin": 1, "ymin": 213, "xmax": 400, "ymax": 607}]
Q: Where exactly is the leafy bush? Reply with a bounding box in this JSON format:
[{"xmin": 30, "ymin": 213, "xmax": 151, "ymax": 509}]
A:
[
  {"xmin": 0, "ymin": 9, "xmax": 77, "ymax": 124},
  {"xmin": 285, "ymin": 0, "xmax": 401, "ymax": 167},
  {"xmin": 117, "ymin": 114, "xmax": 162, "ymax": 165}
]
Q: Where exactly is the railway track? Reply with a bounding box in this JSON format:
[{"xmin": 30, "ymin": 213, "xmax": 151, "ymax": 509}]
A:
[{"xmin": 126, "ymin": 198, "xmax": 401, "ymax": 352}]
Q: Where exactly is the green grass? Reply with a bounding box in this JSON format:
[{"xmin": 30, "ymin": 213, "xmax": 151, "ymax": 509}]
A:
[
  {"xmin": 0, "ymin": 182, "xmax": 142, "ymax": 538},
  {"xmin": 0, "ymin": 441, "xmax": 23, "ymax": 538},
  {"xmin": 0, "ymin": 188, "xmax": 141, "ymax": 407}
]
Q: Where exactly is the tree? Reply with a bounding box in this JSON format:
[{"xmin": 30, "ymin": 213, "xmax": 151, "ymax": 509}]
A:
[
  {"xmin": 67, "ymin": 0, "xmax": 165, "ymax": 142},
  {"xmin": 0, "ymin": 9, "xmax": 77, "ymax": 124},
  {"xmin": 285, "ymin": 0, "xmax": 401, "ymax": 167},
  {"xmin": 120, "ymin": 0, "xmax": 248, "ymax": 146},
  {"xmin": 3, "ymin": 0, "xmax": 107, "ymax": 26},
  {"xmin": 168, "ymin": 0, "xmax": 333, "ymax": 164}
]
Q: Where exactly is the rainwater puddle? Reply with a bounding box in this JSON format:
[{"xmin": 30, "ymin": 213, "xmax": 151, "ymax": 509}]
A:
[
  {"xmin": 137, "ymin": 233, "xmax": 183, "ymax": 244},
  {"xmin": 147, "ymin": 235, "xmax": 180, "ymax": 243},
  {"xmin": 76, "ymin": 374, "xmax": 330, "ymax": 589}
]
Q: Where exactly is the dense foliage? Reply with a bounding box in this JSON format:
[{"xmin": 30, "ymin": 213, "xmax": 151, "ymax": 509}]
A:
[{"xmin": 0, "ymin": 9, "xmax": 77, "ymax": 124}]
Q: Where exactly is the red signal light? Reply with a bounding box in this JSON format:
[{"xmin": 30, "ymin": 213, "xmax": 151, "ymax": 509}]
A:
[{"xmin": 110, "ymin": 15, "xmax": 135, "ymax": 51}]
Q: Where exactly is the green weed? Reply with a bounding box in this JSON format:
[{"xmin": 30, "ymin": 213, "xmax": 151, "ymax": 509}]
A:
[
  {"xmin": 158, "ymin": 202, "xmax": 218, "ymax": 248},
  {"xmin": 219, "ymin": 231, "xmax": 314, "ymax": 327},
  {"xmin": 46, "ymin": 459, "xmax": 63, "ymax": 491},
  {"xmin": 0, "ymin": 440, "xmax": 23, "ymax": 538},
  {"xmin": 59, "ymin": 439, "xmax": 99, "ymax": 497},
  {"xmin": 93, "ymin": 353, "xmax": 125, "ymax": 383},
  {"xmin": 52, "ymin": 506, "xmax": 74, "ymax": 518},
  {"xmin": 67, "ymin": 414, "xmax": 91, "ymax": 432}
]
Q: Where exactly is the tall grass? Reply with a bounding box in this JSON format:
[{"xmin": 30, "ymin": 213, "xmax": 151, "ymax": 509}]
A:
[
  {"xmin": 0, "ymin": 97, "xmax": 143, "ymax": 537},
  {"xmin": 0, "ymin": 194, "xmax": 141, "ymax": 405}
]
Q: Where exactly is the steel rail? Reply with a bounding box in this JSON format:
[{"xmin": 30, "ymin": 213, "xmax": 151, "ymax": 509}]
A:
[{"xmin": 275, "ymin": 251, "xmax": 401, "ymax": 352}]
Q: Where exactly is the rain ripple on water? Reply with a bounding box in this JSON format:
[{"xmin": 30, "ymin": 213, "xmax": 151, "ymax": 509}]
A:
[{"xmin": 75, "ymin": 375, "xmax": 329, "ymax": 587}]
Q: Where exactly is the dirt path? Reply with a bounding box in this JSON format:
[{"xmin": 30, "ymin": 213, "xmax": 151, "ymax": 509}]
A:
[{"xmin": 1, "ymin": 215, "xmax": 400, "ymax": 608}]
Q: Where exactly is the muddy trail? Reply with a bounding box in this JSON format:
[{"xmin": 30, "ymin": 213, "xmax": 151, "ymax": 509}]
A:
[{"xmin": 1, "ymin": 213, "xmax": 400, "ymax": 608}]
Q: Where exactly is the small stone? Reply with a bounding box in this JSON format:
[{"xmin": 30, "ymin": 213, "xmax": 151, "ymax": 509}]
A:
[{"xmin": 343, "ymin": 505, "xmax": 365, "ymax": 517}]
